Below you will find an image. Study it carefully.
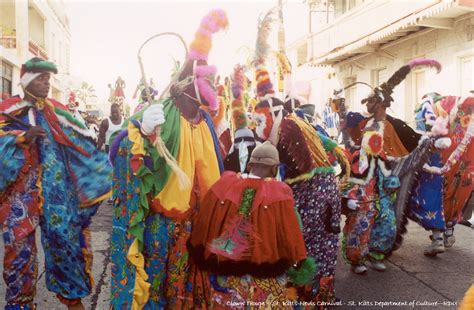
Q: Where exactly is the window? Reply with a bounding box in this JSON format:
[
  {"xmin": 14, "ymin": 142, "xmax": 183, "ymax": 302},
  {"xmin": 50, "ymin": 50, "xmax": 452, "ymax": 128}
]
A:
[
  {"xmin": 372, "ymin": 67, "xmax": 387, "ymax": 87},
  {"xmin": 343, "ymin": 76, "xmax": 357, "ymax": 110},
  {"xmin": 460, "ymin": 56, "xmax": 473, "ymax": 95},
  {"xmin": 65, "ymin": 44, "xmax": 70, "ymax": 72},
  {"xmin": 59, "ymin": 40, "xmax": 62, "ymax": 67},
  {"xmin": 406, "ymin": 70, "xmax": 425, "ymax": 127},
  {"xmin": 1, "ymin": 61, "xmax": 13, "ymax": 102},
  {"xmin": 52, "ymin": 33, "xmax": 56, "ymax": 62},
  {"xmin": 336, "ymin": 0, "xmax": 366, "ymax": 15}
]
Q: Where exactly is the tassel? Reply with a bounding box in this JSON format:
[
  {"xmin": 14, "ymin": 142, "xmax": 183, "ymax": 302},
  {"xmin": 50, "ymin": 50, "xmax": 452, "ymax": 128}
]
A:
[{"xmin": 153, "ymin": 126, "xmax": 191, "ymax": 191}]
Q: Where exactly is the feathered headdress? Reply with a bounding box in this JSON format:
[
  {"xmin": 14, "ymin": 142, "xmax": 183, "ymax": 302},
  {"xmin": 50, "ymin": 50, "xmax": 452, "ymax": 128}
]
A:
[
  {"xmin": 188, "ymin": 9, "xmax": 228, "ymax": 111},
  {"xmin": 231, "ymin": 64, "xmax": 249, "ymax": 130},
  {"xmin": 362, "ymin": 58, "xmax": 442, "ymax": 107},
  {"xmin": 189, "ymin": 9, "xmax": 228, "ymax": 61},
  {"xmin": 253, "ymin": 8, "xmax": 276, "ymax": 100},
  {"xmin": 231, "ymin": 64, "xmax": 246, "ymax": 100}
]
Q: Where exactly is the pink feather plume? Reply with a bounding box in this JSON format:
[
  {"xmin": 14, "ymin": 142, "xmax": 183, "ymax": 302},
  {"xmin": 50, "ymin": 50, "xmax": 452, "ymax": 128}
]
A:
[{"xmin": 409, "ymin": 58, "xmax": 442, "ymax": 74}]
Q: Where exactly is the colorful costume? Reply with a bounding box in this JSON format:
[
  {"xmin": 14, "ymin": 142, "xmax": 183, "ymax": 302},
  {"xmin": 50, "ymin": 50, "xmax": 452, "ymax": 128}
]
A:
[
  {"xmin": 419, "ymin": 96, "xmax": 474, "ymax": 245},
  {"xmin": 109, "ymin": 9, "xmax": 228, "ymax": 309},
  {"xmin": 441, "ymin": 97, "xmax": 474, "ymax": 230},
  {"xmin": 343, "ymin": 115, "xmax": 417, "ymax": 264},
  {"xmin": 0, "ymin": 59, "xmax": 111, "ymax": 309},
  {"xmin": 338, "ymin": 60, "xmax": 443, "ymax": 266},
  {"xmin": 405, "ymin": 93, "xmax": 448, "ymax": 232},
  {"xmin": 189, "ymin": 171, "xmax": 310, "ymax": 307},
  {"xmin": 251, "ymin": 10, "xmax": 341, "ymax": 302}
]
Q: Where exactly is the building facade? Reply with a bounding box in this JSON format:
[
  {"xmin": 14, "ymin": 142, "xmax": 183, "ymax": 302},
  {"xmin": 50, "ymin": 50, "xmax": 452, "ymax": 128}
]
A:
[
  {"xmin": 0, "ymin": 0, "xmax": 71, "ymax": 103},
  {"xmin": 289, "ymin": 0, "xmax": 474, "ymax": 126}
]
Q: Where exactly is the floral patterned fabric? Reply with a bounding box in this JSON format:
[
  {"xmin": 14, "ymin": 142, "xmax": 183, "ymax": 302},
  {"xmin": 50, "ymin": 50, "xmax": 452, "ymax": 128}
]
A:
[
  {"xmin": 0, "ymin": 103, "xmax": 111, "ymax": 305},
  {"xmin": 369, "ymin": 171, "xmax": 397, "ymax": 258},
  {"xmin": 290, "ymin": 173, "xmax": 340, "ymax": 302},
  {"xmin": 342, "ymin": 178, "xmax": 377, "ymax": 265},
  {"xmin": 343, "ymin": 169, "xmax": 397, "ymax": 263},
  {"xmin": 110, "ymin": 147, "xmax": 212, "ymax": 309},
  {"xmin": 407, "ymin": 153, "xmax": 445, "ymax": 231},
  {"xmin": 110, "ymin": 116, "xmax": 223, "ymax": 309}
]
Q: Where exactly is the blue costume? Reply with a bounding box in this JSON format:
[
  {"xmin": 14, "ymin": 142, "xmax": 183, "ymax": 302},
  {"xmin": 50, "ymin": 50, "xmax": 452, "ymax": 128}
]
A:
[{"xmin": 0, "ymin": 96, "xmax": 111, "ymax": 308}]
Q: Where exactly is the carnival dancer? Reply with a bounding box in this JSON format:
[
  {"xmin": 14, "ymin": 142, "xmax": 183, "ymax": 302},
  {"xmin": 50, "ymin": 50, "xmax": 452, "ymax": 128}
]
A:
[
  {"xmin": 224, "ymin": 64, "xmax": 258, "ymax": 174},
  {"xmin": 251, "ymin": 9, "xmax": 342, "ymax": 303},
  {"xmin": 0, "ymin": 57, "xmax": 111, "ymax": 310},
  {"xmin": 406, "ymin": 91, "xmax": 451, "ymax": 256},
  {"xmin": 189, "ymin": 141, "xmax": 316, "ymax": 308},
  {"xmin": 66, "ymin": 91, "xmax": 86, "ymax": 126},
  {"xmin": 109, "ymin": 9, "xmax": 228, "ymax": 309},
  {"xmin": 337, "ymin": 60, "xmax": 442, "ymax": 274},
  {"xmin": 113, "ymin": 76, "xmax": 126, "ymax": 99},
  {"xmin": 424, "ymin": 95, "xmax": 474, "ymax": 249}
]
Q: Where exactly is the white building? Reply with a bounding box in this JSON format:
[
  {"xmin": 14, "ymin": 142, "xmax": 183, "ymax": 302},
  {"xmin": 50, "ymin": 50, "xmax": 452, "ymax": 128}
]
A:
[
  {"xmin": 0, "ymin": 0, "xmax": 71, "ymax": 103},
  {"xmin": 288, "ymin": 0, "xmax": 474, "ymax": 126}
]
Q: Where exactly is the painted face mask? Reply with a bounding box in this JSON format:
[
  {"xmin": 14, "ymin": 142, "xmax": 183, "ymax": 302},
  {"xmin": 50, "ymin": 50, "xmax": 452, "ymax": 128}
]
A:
[
  {"xmin": 253, "ymin": 105, "xmax": 272, "ymax": 141},
  {"xmin": 253, "ymin": 98, "xmax": 285, "ymax": 144}
]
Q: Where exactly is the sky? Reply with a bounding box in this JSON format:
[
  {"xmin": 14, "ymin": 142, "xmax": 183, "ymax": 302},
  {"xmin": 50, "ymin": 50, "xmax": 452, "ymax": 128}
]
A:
[{"xmin": 65, "ymin": 0, "xmax": 308, "ymax": 111}]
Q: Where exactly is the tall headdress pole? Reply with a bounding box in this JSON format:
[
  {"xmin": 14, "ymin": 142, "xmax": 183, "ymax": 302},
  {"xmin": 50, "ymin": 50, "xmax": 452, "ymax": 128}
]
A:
[
  {"xmin": 253, "ymin": 7, "xmax": 277, "ymax": 100},
  {"xmin": 137, "ymin": 32, "xmax": 190, "ymax": 189},
  {"xmin": 277, "ymin": 0, "xmax": 287, "ymax": 93}
]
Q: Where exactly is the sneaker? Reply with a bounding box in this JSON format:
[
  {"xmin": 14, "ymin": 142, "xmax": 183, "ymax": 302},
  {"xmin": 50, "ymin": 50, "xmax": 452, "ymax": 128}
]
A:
[
  {"xmin": 444, "ymin": 228, "xmax": 455, "ymax": 248},
  {"xmin": 351, "ymin": 264, "xmax": 367, "ymax": 274},
  {"xmin": 424, "ymin": 238, "xmax": 445, "ymax": 256},
  {"xmin": 369, "ymin": 260, "xmax": 387, "ymax": 272},
  {"xmin": 444, "ymin": 234, "xmax": 455, "ymax": 248}
]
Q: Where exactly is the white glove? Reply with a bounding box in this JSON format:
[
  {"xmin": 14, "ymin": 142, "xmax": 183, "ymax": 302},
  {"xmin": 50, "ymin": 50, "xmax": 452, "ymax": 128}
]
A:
[
  {"xmin": 347, "ymin": 199, "xmax": 359, "ymax": 210},
  {"xmin": 434, "ymin": 137, "xmax": 451, "ymax": 149},
  {"xmin": 141, "ymin": 104, "xmax": 165, "ymax": 135}
]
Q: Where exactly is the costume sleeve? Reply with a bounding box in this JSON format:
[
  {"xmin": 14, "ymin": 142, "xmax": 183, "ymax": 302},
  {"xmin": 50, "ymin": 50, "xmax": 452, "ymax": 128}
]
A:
[
  {"xmin": 0, "ymin": 131, "xmax": 27, "ymax": 192},
  {"xmin": 60, "ymin": 125, "xmax": 112, "ymax": 207}
]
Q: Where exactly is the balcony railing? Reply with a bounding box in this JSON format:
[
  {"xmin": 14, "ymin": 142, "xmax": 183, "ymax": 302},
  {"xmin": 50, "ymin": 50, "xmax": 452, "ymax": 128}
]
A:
[
  {"xmin": 0, "ymin": 35, "xmax": 16, "ymax": 49},
  {"xmin": 28, "ymin": 40, "xmax": 48, "ymax": 60}
]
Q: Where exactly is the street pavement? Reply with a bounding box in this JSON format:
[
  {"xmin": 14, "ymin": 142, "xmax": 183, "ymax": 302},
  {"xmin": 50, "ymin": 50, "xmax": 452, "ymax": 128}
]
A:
[{"xmin": 0, "ymin": 203, "xmax": 472, "ymax": 309}]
